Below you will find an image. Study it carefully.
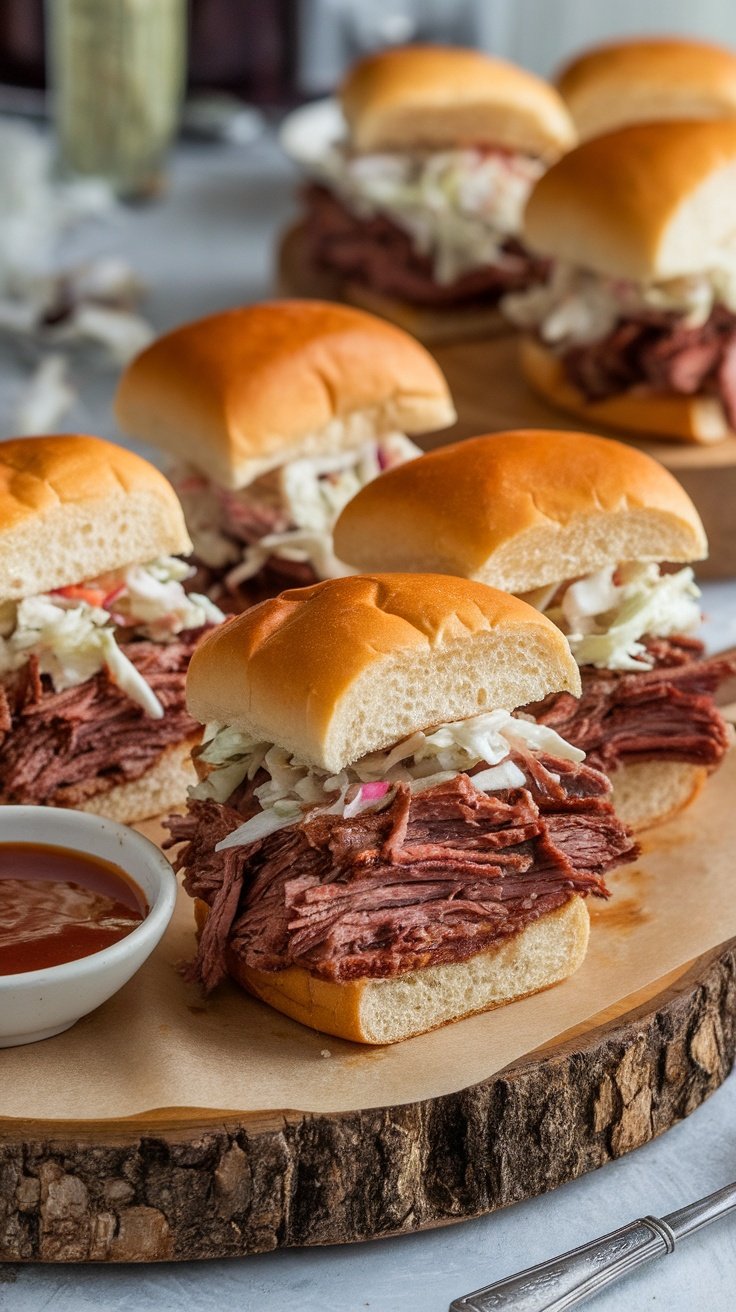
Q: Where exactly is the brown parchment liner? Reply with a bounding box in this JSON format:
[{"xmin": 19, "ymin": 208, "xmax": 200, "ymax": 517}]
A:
[{"xmin": 1, "ymin": 721, "xmax": 734, "ymax": 1122}]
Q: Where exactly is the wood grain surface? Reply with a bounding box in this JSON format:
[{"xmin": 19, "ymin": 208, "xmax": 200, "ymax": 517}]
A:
[{"xmin": 1, "ymin": 941, "xmax": 734, "ymax": 1262}]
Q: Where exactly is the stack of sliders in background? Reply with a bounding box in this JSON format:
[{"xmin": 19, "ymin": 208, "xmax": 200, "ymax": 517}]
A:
[
  {"xmin": 279, "ymin": 44, "xmax": 575, "ymax": 342},
  {"xmin": 166, "ymin": 574, "xmax": 637, "ymax": 1044},
  {"xmin": 334, "ymin": 430, "xmax": 736, "ymax": 831},
  {"xmin": 115, "ymin": 299, "xmax": 454, "ymax": 612},
  {"xmin": 0, "ymin": 434, "xmax": 222, "ymax": 820},
  {"xmin": 503, "ymin": 120, "xmax": 736, "ymax": 443},
  {"xmin": 556, "ymin": 35, "xmax": 736, "ymax": 139}
]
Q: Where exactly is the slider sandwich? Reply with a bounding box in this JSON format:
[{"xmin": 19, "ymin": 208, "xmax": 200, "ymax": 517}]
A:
[
  {"xmin": 0, "ymin": 434, "xmax": 223, "ymax": 821},
  {"xmin": 115, "ymin": 300, "xmax": 454, "ymax": 611},
  {"xmin": 334, "ymin": 431, "xmax": 736, "ymax": 831},
  {"xmin": 283, "ymin": 45, "xmax": 575, "ymax": 342},
  {"xmin": 557, "ymin": 36, "xmax": 736, "ymax": 140},
  {"xmin": 504, "ymin": 120, "xmax": 736, "ymax": 443},
  {"xmin": 167, "ymin": 574, "xmax": 636, "ymax": 1044}
]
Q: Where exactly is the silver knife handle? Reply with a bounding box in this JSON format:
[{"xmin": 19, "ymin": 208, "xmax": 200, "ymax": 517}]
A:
[{"xmin": 450, "ymin": 1216, "xmax": 676, "ymax": 1312}]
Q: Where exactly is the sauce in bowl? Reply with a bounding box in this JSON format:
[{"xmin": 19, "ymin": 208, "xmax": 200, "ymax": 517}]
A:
[{"xmin": 0, "ymin": 843, "xmax": 148, "ymax": 975}]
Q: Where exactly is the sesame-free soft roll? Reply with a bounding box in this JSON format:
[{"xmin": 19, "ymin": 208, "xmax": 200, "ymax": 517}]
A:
[
  {"xmin": 334, "ymin": 430, "xmax": 736, "ymax": 831},
  {"xmin": 503, "ymin": 120, "xmax": 736, "ymax": 443},
  {"xmin": 557, "ymin": 36, "xmax": 736, "ymax": 141},
  {"xmin": 0, "ymin": 434, "xmax": 223, "ymax": 821},
  {"xmin": 115, "ymin": 299, "xmax": 454, "ymax": 611},
  {"xmin": 166, "ymin": 573, "xmax": 636, "ymax": 1045}
]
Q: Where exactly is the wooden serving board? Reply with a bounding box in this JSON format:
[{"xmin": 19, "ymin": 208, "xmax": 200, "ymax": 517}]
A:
[
  {"xmin": 2, "ymin": 728, "xmax": 736, "ymax": 1264},
  {"xmin": 0, "ymin": 946, "xmax": 735, "ymax": 1262},
  {"xmin": 423, "ymin": 336, "xmax": 736, "ymax": 580}
]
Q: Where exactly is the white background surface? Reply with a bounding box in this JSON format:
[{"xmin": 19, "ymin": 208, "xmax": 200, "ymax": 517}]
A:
[{"xmin": 0, "ymin": 133, "xmax": 735, "ymax": 1311}]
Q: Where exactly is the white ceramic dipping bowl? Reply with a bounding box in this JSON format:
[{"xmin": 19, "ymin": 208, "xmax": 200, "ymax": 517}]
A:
[{"xmin": 0, "ymin": 806, "xmax": 177, "ymax": 1047}]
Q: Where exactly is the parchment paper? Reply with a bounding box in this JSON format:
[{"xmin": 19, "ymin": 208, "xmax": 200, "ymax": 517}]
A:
[{"xmin": 2, "ymin": 723, "xmax": 735, "ymax": 1122}]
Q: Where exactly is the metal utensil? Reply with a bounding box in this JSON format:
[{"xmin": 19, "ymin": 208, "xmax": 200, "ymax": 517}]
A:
[{"xmin": 450, "ymin": 1181, "xmax": 736, "ymax": 1312}]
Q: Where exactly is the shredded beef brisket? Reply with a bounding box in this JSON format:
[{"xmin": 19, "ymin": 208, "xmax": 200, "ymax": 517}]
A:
[
  {"xmin": 167, "ymin": 751, "xmax": 636, "ymax": 990},
  {"xmin": 302, "ymin": 183, "xmax": 549, "ymax": 307},
  {"xmin": 0, "ymin": 630, "xmax": 206, "ymax": 806},
  {"xmin": 529, "ymin": 636, "xmax": 736, "ymax": 773},
  {"xmin": 560, "ymin": 306, "xmax": 736, "ymax": 424}
]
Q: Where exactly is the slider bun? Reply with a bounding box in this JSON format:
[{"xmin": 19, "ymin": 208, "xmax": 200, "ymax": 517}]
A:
[
  {"xmin": 277, "ymin": 222, "xmax": 508, "ymax": 345},
  {"xmin": 522, "ymin": 119, "xmax": 736, "ymax": 280},
  {"xmin": 0, "ymin": 434, "xmax": 191, "ymax": 602},
  {"xmin": 195, "ymin": 896, "xmax": 589, "ymax": 1045},
  {"xmin": 341, "ymin": 44, "xmax": 575, "ymax": 160},
  {"xmin": 80, "ymin": 739, "xmax": 199, "ymax": 826},
  {"xmin": 186, "ymin": 573, "xmax": 581, "ymax": 773},
  {"xmin": 115, "ymin": 300, "xmax": 455, "ymax": 491},
  {"xmin": 557, "ymin": 37, "xmax": 736, "ymax": 140},
  {"xmin": 521, "ymin": 335, "xmax": 734, "ymax": 446},
  {"xmin": 611, "ymin": 760, "xmax": 707, "ymax": 832},
  {"xmin": 333, "ymin": 426, "xmax": 707, "ymax": 593}
]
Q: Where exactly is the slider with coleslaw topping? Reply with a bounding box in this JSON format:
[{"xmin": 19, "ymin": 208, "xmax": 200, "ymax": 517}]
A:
[
  {"xmin": 0, "ymin": 434, "xmax": 223, "ymax": 821},
  {"xmin": 333, "ymin": 430, "xmax": 736, "ymax": 832},
  {"xmin": 166, "ymin": 573, "xmax": 637, "ymax": 1045},
  {"xmin": 115, "ymin": 299, "xmax": 454, "ymax": 611},
  {"xmin": 503, "ymin": 120, "xmax": 736, "ymax": 443},
  {"xmin": 281, "ymin": 44, "xmax": 575, "ymax": 343}
]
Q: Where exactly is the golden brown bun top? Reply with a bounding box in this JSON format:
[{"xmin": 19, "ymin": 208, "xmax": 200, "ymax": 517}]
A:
[
  {"xmin": 340, "ymin": 44, "xmax": 575, "ymax": 159},
  {"xmin": 557, "ymin": 37, "xmax": 736, "ymax": 139},
  {"xmin": 333, "ymin": 430, "xmax": 708, "ymax": 592},
  {"xmin": 186, "ymin": 573, "xmax": 580, "ymax": 773},
  {"xmin": 523, "ymin": 119, "xmax": 736, "ymax": 280},
  {"xmin": 114, "ymin": 300, "xmax": 455, "ymax": 490},
  {"xmin": 0, "ymin": 434, "xmax": 191, "ymax": 600}
]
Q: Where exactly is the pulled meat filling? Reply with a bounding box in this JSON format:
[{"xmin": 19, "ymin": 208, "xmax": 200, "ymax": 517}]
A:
[
  {"xmin": 529, "ymin": 637, "xmax": 736, "ymax": 773},
  {"xmin": 302, "ymin": 184, "xmax": 549, "ymax": 308},
  {"xmin": 0, "ymin": 631, "xmax": 204, "ymax": 806},
  {"xmin": 167, "ymin": 750, "xmax": 637, "ymax": 990},
  {"xmin": 560, "ymin": 306, "xmax": 736, "ymax": 424}
]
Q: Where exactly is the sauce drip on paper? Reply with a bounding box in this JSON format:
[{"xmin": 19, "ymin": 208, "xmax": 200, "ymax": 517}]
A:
[{"xmin": 0, "ymin": 843, "xmax": 147, "ymax": 974}]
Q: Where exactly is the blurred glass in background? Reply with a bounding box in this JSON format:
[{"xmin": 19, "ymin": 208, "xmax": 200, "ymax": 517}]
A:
[{"xmin": 46, "ymin": 0, "xmax": 187, "ymax": 199}]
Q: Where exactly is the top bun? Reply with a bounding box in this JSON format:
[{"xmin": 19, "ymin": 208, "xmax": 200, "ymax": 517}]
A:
[
  {"xmin": 341, "ymin": 44, "xmax": 575, "ymax": 160},
  {"xmin": 115, "ymin": 300, "xmax": 455, "ymax": 491},
  {"xmin": 0, "ymin": 434, "xmax": 191, "ymax": 602},
  {"xmin": 522, "ymin": 119, "xmax": 736, "ymax": 281},
  {"xmin": 186, "ymin": 573, "xmax": 580, "ymax": 773},
  {"xmin": 332, "ymin": 430, "xmax": 708, "ymax": 592},
  {"xmin": 557, "ymin": 37, "xmax": 736, "ymax": 140}
]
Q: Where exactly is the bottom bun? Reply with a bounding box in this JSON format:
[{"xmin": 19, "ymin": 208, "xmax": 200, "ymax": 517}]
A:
[
  {"xmin": 611, "ymin": 758, "xmax": 707, "ymax": 832},
  {"xmin": 276, "ymin": 222, "xmax": 507, "ymax": 345},
  {"xmin": 195, "ymin": 895, "xmax": 589, "ymax": 1044},
  {"xmin": 520, "ymin": 336, "xmax": 732, "ymax": 445},
  {"xmin": 80, "ymin": 738, "xmax": 198, "ymax": 826}
]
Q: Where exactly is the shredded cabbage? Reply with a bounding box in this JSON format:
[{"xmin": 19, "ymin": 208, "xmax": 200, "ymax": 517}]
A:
[
  {"xmin": 316, "ymin": 146, "xmax": 544, "ymax": 284},
  {"xmin": 503, "ymin": 259, "xmax": 736, "ymax": 347},
  {"xmin": 175, "ymin": 434, "xmax": 421, "ymax": 581},
  {"xmin": 541, "ymin": 562, "xmax": 701, "ymax": 671},
  {"xmin": 0, "ymin": 556, "xmax": 223, "ymax": 717},
  {"xmin": 189, "ymin": 709, "xmax": 584, "ymax": 851}
]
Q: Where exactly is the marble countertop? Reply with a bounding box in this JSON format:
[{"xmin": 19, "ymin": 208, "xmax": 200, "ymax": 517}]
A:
[{"xmin": 1, "ymin": 132, "xmax": 735, "ymax": 1312}]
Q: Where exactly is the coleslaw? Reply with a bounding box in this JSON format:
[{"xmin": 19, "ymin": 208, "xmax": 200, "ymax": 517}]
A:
[
  {"xmin": 174, "ymin": 434, "xmax": 421, "ymax": 581},
  {"xmin": 189, "ymin": 709, "xmax": 585, "ymax": 850},
  {"xmin": 503, "ymin": 260, "xmax": 736, "ymax": 347},
  {"xmin": 317, "ymin": 145, "xmax": 545, "ymax": 285},
  {"xmin": 0, "ymin": 556, "xmax": 223, "ymax": 718},
  {"xmin": 535, "ymin": 562, "xmax": 702, "ymax": 671}
]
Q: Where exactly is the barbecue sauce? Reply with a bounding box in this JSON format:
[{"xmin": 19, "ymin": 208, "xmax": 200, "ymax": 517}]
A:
[{"xmin": 0, "ymin": 844, "xmax": 147, "ymax": 974}]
